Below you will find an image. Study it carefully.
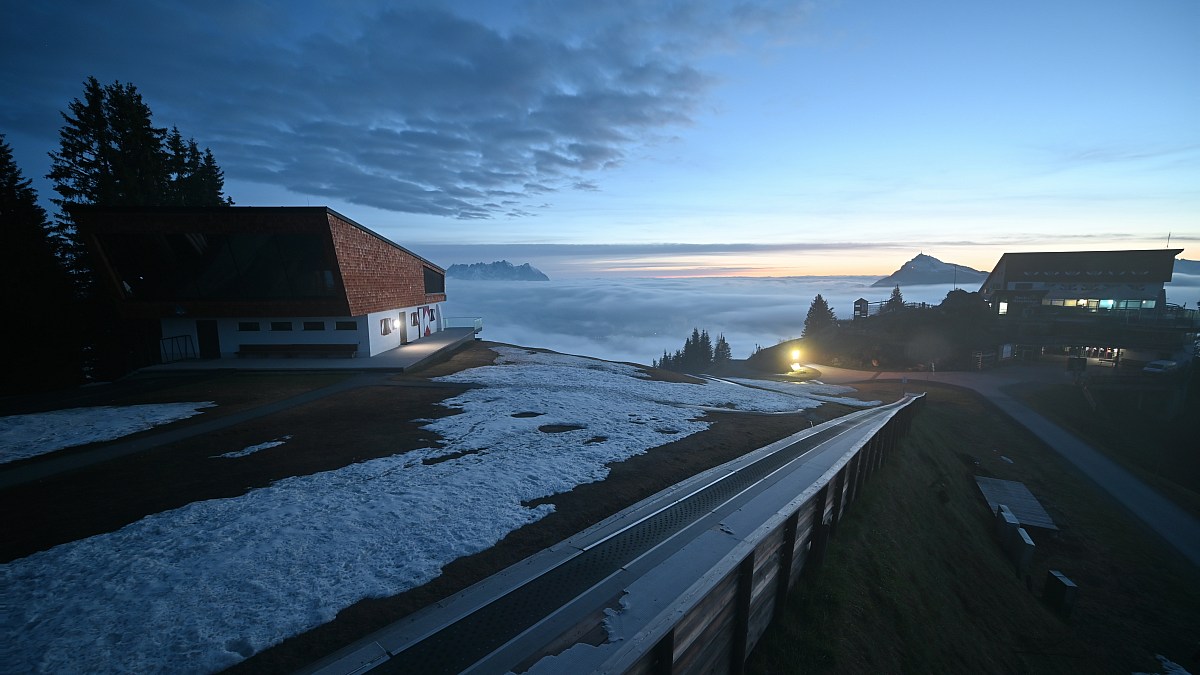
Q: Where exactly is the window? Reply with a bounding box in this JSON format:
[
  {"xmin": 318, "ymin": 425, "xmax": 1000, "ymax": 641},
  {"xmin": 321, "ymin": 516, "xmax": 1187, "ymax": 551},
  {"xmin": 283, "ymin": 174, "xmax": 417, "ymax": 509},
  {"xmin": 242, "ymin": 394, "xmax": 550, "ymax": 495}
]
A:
[
  {"xmin": 998, "ymin": 302, "xmax": 1008, "ymax": 315},
  {"xmin": 335, "ymin": 321, "xmax": 357, "ymax": 331},
  {"xmin": 270, "ymin": 321, "xmax": 293, "ymax": 331},
  {"xmin": 303, "ymin": 321, "xmax": 325, "ymax": 331},
  {"xmin": 381, "ymin": 318, "xmax": 392, "ymax": 335},
  {"xmin": 424, "ymin": 267, "xmax": 445, "ymax": 294},
  {"xmin": 238, "ymin": 321, "xmax": 260, "ymax": 332}
]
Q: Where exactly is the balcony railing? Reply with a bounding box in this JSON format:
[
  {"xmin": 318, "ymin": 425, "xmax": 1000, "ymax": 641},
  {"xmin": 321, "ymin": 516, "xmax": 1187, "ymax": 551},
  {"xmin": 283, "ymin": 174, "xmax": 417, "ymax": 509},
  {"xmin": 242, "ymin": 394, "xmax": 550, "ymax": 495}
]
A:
[{"xmin": 441, "ymin": 316, "xmax": 483, "ymax": 334}]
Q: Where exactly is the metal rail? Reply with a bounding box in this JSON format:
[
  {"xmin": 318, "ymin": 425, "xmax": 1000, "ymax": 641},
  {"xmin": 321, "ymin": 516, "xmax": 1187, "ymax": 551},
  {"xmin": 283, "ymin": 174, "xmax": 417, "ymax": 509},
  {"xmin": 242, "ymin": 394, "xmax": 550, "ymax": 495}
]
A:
[{"xmin": 300, "ymin": 394, "xmax": 922, "ymax": 675}]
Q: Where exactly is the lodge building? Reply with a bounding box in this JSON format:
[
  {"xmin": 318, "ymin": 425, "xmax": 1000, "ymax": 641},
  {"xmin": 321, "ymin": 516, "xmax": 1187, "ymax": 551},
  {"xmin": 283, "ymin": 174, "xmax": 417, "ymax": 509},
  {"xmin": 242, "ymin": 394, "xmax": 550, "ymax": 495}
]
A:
[
  {"xmin": 978, "ymin": 248, "xmax": 1196, "ymax": 358},
  {"xmin": 77, "ymin": 206, "xmax": 447, "ymax": 362}
]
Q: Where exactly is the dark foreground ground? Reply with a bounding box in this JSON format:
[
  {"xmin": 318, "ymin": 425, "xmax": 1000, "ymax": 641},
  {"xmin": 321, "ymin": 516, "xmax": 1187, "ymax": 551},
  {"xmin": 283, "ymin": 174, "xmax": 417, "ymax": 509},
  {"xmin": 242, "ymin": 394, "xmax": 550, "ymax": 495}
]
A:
[
  {"xmin": 1, "ymin": 342, "xmax": 873, "ymax": 673},
  {"xmin": 750, "ymin": 382, "xmax": 1200, "ymax": 675},
  {"xmin": 5, "ymin": 345, "xmax": 1196, "ymax": 674}
]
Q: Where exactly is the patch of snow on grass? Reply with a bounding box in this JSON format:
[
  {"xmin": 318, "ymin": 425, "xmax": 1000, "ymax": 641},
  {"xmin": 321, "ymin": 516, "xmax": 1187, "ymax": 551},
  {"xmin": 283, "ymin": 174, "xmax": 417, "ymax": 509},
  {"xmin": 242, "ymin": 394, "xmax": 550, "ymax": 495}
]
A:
[
  {"xmin": 0, "ymin": 348, "xmax": 863, "ymax": 673},
  {"xmin": 215, "ymin": 436, "xmax": 293, "ymax": 459},
  {"xmin": 0, "ymin": 402, "xmax": 216, "ymax": 465},
  {"xmin": 723, "ymin": 377, "xmax": 881, "ymax": 407}
]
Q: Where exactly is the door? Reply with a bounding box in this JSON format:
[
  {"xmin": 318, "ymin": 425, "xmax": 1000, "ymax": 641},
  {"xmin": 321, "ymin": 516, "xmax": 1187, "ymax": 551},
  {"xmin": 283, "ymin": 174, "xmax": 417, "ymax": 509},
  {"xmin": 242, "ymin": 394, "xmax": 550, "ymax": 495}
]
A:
[{"xmin": 196, "ymin": 320, "xmax": 220, "ymax": 359}]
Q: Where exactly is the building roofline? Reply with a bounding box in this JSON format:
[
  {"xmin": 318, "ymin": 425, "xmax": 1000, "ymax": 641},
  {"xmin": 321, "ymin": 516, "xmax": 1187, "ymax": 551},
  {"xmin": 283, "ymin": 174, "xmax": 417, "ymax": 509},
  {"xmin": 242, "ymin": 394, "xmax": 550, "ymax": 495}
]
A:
[
  {"xmin": 67, "ymin": 205, "xmax": 445, "ymax": 273},
  {"xmin": 322, "ymin": 207, "xmax": 444, "ymax": 273}
]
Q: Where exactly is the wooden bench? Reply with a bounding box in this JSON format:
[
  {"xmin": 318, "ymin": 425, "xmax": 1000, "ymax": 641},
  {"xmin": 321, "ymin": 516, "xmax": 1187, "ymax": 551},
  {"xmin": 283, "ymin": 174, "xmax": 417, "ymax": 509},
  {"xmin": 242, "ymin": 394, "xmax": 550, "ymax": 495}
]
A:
[{"xmin": 236, "ymin": 343, "xmax": 358, "ymax": 359}]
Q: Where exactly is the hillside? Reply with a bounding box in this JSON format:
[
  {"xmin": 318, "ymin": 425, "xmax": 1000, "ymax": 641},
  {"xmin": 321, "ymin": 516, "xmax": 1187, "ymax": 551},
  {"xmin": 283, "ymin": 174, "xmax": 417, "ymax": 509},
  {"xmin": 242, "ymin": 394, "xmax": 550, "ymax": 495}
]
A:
[
  {"xmin": 445, "ymin": 260, "xmax": 549, "ymax": 281},
  {"xmin": 0, "ymin": 343, "xmax": 870, "ymax": 673},
  {"xmin": 872, "ymin": 253, "xmax": 987, "ymax": 287},
  {"xmin": 749, "ymin": 382, "xmax": 1200, "ymax": 674}
]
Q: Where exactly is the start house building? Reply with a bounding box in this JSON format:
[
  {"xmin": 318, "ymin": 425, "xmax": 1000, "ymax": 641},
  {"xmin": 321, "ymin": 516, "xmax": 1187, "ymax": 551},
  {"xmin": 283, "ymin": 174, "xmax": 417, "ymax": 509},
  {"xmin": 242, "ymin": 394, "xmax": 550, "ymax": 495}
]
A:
[
  {"xmin": 78, "ymin": 206, "xmax": 447, "ymax": 361},
  {"xmin": 979, "ymin": 249, "xmax": 1181, "ymax": 317},
  {"xmin": 979, "ymin": 248, "xmax": 1196, "ymax": 356}
]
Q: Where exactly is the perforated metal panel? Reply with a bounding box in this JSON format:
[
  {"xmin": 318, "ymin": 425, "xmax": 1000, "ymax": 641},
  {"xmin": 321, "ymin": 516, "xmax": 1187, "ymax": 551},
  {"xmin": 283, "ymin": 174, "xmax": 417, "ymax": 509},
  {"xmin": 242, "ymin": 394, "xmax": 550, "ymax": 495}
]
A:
[{"xmin": 379, "ymin": 417, "xmax": 865, "ymax": 674}]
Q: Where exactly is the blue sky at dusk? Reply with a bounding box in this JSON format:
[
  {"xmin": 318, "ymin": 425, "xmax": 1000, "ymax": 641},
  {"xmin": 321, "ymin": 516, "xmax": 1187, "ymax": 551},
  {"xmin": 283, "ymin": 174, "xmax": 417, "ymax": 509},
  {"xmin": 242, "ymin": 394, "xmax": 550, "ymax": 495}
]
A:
[{"xmin": 2, "ymin": 0, "xmax": 1197, "ymax": 278}]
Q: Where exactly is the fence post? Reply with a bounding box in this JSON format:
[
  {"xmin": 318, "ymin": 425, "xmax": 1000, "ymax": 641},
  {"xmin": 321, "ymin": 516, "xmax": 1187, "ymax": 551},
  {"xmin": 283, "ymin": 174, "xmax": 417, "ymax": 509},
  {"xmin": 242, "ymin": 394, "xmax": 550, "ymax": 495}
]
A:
[
  {"xmin": 652, "ymin": 629, "xmax": 675, "ymax": 674},
  {"xmin": 775, "ymin": 510, "xmax": 800, "ymax": 620},
  {"xmin": 830, "ymin": 467, "xmax": 847, "ymax": 533},
  {"xmin": 731, "ymin": 555, "xmax": 755, "ymax": 674},
  {"xmin": 847, "ymin": 452, "xmax": 863, "ymax": 509},
  {"xmin": 805, "ymin": 484, "xmax": 832, "ymax": 577}
]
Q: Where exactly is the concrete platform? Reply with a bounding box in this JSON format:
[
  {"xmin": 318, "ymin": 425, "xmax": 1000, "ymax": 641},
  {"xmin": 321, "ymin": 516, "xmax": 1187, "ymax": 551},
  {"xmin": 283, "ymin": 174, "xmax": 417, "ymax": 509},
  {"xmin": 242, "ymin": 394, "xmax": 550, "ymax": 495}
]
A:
[{"xmin": 140, "ymin": 328, "xmax": 478, "ymax": 373}]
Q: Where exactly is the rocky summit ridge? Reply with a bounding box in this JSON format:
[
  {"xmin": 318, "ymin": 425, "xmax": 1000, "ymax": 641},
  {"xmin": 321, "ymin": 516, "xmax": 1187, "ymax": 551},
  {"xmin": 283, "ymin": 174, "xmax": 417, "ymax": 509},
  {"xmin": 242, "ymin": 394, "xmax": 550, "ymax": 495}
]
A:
[{"xmin": 871, "ymin": 253, "xmax": 987, "ymax": 288}]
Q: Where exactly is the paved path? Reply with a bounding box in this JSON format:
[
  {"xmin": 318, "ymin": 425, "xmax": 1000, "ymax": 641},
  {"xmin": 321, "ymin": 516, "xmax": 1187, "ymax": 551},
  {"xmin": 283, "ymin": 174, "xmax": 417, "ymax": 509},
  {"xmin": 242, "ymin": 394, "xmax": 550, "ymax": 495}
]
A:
[{"xmin": 812, "ymin": 362, "xmax": 1200, "ymax": 567}]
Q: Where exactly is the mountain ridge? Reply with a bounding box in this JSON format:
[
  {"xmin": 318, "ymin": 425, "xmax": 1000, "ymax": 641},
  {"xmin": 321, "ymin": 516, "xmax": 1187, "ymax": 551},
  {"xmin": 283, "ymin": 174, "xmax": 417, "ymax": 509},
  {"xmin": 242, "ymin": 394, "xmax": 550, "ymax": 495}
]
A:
[
  {"xmin": 446, "ymin": 260, "xmax": 550, "ymax": 281},
  {"xmin": 872, "ymin": 253, "xmax": 988, "ymax": 288}
]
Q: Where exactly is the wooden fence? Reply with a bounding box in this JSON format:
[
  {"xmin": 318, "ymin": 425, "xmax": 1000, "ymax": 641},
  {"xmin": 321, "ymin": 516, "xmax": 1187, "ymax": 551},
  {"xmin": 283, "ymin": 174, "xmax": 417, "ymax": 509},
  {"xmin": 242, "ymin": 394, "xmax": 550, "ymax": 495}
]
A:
[{"xmin": 605, "ymin": 394, "xmax": 923, "ymax": 674}]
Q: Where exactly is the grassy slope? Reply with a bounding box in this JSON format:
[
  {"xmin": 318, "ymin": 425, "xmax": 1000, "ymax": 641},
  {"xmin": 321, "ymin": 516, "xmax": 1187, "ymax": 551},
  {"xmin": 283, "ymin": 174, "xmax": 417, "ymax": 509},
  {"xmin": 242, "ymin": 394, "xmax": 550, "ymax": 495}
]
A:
[
  {"xmin": 747, "ymin": 384, "xmax": 1200, "ymax": 675},
  {"xmin": 1009, "ymin": 381, "xmax": 1200, "ymax": 520}
]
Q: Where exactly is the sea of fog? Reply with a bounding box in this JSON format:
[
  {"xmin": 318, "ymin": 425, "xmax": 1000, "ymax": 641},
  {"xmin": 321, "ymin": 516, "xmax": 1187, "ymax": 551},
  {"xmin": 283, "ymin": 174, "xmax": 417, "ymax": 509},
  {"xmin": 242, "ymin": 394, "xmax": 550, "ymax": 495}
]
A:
[{"xmin": 442, "ymin": 275, "xmax": 1200, "ymax": 366}]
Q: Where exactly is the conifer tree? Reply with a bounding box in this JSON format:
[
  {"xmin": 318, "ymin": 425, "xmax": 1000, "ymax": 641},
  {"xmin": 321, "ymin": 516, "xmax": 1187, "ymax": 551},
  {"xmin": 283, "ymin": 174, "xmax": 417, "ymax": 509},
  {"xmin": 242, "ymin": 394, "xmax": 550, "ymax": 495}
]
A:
[
  {"xmin": 48, "ymin": 77, "xmax": 233, "ymax": 284},
  {"xmin": 883, "ymin": 284, "xmax": 905, "ymax": 313},
  {"xmin": 802, "ymin": 293, "xmax": 837, "ymax": 338},
  {"xmin": 713, "ymin": 334, "xmax": 732, "ymax": 365},
  {"xmin": 45, "ymin": 77, "xmax": 234, "ymax": 380},
  {"xmin": 0, "ymin": 135, "xmax": 82, "ymax": 391}
]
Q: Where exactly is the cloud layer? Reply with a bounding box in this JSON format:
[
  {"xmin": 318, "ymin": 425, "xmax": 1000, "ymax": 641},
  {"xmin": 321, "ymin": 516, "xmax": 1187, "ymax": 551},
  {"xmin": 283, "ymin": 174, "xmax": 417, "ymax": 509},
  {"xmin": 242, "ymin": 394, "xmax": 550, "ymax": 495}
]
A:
[
  {"xmin": 445, "ymin": 275, "xmax": 1200, "ymax": 364},
  {"xmin": 1, "ymin": 1, "xmax": 810, "ymax": 219}
]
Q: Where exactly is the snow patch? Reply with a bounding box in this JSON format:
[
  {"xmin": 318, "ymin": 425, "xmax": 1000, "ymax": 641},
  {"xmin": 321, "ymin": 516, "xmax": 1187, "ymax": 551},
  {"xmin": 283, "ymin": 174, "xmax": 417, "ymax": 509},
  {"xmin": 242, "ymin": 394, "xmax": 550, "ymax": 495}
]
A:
[
  {"xmin": 0, "ymin": 348, "xmax": 869, "ymax": 673},
  {"xmin": 0, "ymin": 402, "xmax": 216, "ymax": 464},
  {"xmin": 215, "ymin": 436, "xmax": 293, "ymax": 459}
]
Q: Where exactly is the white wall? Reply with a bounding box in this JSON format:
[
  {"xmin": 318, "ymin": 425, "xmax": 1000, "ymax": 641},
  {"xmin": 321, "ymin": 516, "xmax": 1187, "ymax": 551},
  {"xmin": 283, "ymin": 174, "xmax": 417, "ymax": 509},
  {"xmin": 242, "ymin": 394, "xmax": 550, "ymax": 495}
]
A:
[
  {"xmin": 160, "ymin": 303, "xmax": 445, "ymax": 359},
  {"xmin": 366, "ymin": 302, "xmax": 444, "ymax": 357}
]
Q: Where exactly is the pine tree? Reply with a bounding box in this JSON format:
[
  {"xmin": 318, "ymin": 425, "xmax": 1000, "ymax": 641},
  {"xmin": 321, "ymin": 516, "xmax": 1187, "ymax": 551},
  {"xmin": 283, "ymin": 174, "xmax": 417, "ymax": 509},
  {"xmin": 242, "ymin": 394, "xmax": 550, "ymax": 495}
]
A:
[
  {"xmin": 45, "ymin": 77, "xmax": 235, "ymax": 380},
  {"xmin": 713, "ymin": 334, "xmax": 732, "ymax": 365},
  {"xmin": 883, "ymin": 284, "xmax": 905, "ymax": 313},
  {"xmin": 163, "ymin": 127, "xmax": 233, "ymax": 207},
  {"xmin": 48, "ymin": 77, "xmax": 233, "ymax": 280},
  {"xmin": 802, "ymin": 293, "xmax": 837, "ymax": 338},
  {"xmin": 0, "ymin": 135, "xmax": 82, "ymax": 391},
  {"xmin": 699, "ymin": 330, "xmax": 713, "ymax": 366}
]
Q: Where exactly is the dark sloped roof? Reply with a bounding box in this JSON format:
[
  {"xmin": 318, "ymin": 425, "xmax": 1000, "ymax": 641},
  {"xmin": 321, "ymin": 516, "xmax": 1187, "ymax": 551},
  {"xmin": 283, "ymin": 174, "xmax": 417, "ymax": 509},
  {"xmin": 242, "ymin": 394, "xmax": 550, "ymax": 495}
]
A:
[
  {"xmin": 982, "ymin": 249, "xmax": 1181, "ymax": 287},
  {"xmin": 74, "ymin": 206, "xmax": 445, "ymax": 318}
]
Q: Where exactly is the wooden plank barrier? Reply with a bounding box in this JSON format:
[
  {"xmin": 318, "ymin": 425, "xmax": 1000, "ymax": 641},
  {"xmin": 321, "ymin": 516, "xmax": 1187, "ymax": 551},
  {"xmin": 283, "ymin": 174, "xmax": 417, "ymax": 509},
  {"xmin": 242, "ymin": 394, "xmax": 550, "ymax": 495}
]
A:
[{"xmin": 614, "ymin": 394, "xmax": 923, "ymax": 674}]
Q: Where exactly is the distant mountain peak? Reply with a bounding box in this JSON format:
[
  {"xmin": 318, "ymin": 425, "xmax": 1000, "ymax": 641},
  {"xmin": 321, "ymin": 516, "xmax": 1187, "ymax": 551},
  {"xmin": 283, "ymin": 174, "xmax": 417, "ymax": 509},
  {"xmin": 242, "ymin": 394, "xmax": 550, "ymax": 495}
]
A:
[
  {"xmin": 871, "ymin": 253, "xmax": 987, "ymax": 287},
  {"xmin": 446, "ymin": 260, "xmax": 550, "ymax": 281}
]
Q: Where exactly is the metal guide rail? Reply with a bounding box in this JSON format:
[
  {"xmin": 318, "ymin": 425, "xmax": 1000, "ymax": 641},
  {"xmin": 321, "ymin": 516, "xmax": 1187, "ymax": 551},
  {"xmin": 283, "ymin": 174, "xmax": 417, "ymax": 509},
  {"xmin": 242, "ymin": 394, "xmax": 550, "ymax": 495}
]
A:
[{"xmin": 301, "ymin": 394, "xmax": 923, "ymax": 675}]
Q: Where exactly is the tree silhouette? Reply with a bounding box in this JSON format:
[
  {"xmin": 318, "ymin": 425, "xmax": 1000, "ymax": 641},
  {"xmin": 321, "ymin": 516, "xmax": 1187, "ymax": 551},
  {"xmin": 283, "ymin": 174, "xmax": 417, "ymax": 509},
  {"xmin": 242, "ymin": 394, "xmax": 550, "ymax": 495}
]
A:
[
  {"xmin": 45, "ymin": 77, "xmax": 235, "ymax": 380},
  {"xmin": 713, "ymin": 334, "xmax": 732, "ymax": 365},
  {"xmin": 0, "ymin": 135, "xmax": 82, "ymax": 391},
  {"xmin": 803, "ymin": 293, "xmax": 837, "ymax": 338},
  {"xmin": 883, "ymin": 284, "xmax": 905, "ymax": 313}
]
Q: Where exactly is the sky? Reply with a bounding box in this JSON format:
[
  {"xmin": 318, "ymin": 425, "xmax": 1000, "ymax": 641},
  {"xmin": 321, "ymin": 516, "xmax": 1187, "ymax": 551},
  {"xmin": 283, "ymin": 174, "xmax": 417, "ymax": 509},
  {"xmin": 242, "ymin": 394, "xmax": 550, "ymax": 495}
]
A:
[{"xmin": 2, "ymin": 0, "xmax": 1198, "ymax": 278}]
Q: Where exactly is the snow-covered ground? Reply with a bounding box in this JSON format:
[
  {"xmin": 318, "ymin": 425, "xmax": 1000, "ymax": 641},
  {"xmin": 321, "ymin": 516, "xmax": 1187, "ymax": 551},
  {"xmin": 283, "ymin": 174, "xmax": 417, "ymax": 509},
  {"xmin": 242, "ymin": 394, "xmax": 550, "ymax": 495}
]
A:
[
  {"xmin": 215, "ymin": 436, "xmax": 292, "ymax": 459},
  {"xmin": 0, "ymin": 348, "xmax": 875, "ymax": 674},
  {"xmin": 0, "ymin": 402, "xmax": 216, "ymax": 465}
]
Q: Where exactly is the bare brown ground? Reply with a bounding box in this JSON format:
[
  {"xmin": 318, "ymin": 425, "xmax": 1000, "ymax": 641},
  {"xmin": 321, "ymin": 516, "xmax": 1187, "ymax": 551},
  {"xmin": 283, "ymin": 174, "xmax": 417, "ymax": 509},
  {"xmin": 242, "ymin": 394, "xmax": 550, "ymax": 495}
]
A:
[{"xmin": 0, "ymin": 341, "xmax": 893, "ymax": 673}]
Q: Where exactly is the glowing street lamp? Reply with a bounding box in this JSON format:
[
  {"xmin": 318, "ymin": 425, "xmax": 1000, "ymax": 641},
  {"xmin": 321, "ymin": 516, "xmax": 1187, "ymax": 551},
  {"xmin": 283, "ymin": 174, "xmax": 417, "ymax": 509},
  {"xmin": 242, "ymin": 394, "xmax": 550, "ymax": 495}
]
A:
[{"xmin": 790, "ymin": 348, "xmax": 802, "ymax": 372}]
